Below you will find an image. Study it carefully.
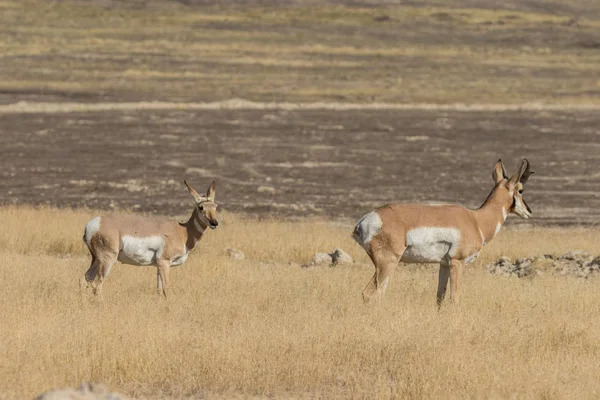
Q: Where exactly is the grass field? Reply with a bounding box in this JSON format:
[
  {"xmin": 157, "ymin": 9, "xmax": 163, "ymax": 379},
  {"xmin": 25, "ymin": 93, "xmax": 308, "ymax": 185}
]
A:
[{"xmin": 2, "ymin": 206, "xmax": 600, "ymax": 399}]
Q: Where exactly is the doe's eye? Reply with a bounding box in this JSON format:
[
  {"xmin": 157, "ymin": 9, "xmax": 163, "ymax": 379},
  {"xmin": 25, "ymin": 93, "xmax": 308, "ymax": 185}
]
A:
[
  {"xmin": 198, "ymin": 205, "xmax": 204, "ymax": 211},
  {"xmin": 518, "ymin": 189, "xmax": 523, "ymax": 194}
]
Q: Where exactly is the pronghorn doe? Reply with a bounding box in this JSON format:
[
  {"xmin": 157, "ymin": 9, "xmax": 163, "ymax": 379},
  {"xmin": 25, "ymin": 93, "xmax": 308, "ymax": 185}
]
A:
[
  {"xmin": 81, "ymin": 180, "xmax": 218, "ymax": 297},
  {"xmin": 353, "ymin": 159, "xmax": 534, "ymax": 306}
]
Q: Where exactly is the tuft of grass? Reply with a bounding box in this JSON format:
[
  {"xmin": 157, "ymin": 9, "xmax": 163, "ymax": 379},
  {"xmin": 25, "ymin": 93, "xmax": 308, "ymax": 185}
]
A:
[{"xmin": 1, "ymin": 206, "xmax": 600, "ymax": 398}]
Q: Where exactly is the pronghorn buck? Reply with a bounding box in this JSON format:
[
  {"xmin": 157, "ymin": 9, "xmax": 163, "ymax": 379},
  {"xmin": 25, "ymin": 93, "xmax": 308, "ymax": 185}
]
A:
[
  {"xmin": 81, "ymin": 180, "xmax": 219, "ymax": 297},
  {"xmin": 353, "ymin": 159, "xmax": 534, "ymax": 305}
]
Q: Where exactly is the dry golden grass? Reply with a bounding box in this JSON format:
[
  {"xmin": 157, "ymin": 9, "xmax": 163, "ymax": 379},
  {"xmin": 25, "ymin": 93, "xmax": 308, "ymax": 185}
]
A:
[{"xmin": 2, "ymin": 206, "xmax": 600, "ymax": 399}]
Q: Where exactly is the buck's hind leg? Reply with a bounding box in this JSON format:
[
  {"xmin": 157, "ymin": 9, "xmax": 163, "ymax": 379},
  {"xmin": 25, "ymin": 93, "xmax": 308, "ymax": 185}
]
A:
[
  {"xmin": 362, "ymin": 272, "xmax": 377, "ymax": 302},
  {"xmin": 363, "ymin": 247, "xmax": 403, "ymax": 303}
]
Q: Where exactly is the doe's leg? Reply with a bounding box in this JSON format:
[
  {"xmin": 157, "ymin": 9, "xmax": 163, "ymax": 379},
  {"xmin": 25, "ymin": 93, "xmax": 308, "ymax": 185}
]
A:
[
  {"xmin": 92, "ymin": 253, "xmax": 117, "ymax": 299},
  {"xmin": 157, "ymin": 261, "xmax": 171, "ymax": 298},
  {"xmin": 80, "ymin": 255, "xmax": 98, "ymax": 292},
  {"xmin": 157, "ymin": 269, "xmax": 164, "ymax": 296}
]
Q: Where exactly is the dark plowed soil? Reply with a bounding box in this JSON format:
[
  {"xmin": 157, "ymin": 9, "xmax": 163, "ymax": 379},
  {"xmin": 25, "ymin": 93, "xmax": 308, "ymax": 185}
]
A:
[{"xmin": 1, "ymin": 108, "xmax": 599, "ymax": 226}]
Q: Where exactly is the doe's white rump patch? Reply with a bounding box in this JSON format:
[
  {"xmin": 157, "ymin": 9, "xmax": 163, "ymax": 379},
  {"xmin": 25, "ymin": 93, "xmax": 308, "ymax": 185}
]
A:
[
  {"xmin": 402, "ymin": 227, "xmax": 461, "ymax": 263},
  {"xmin": 84, "ymin": 216, "xmax": 101, "ymax": 245},
  {"xmin": 352, "ymin": 212, "xmax": 382, "ymax": 251},
  {"xmin": 118, "ymin": 235, "xmax": 164, "ymax": 266}
]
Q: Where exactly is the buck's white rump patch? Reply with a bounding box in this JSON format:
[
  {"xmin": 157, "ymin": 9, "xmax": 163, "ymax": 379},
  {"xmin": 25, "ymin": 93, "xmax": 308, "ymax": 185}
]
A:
[
  {"xmin": 118, "ymin": 235, "xmax": 164, "ymax": 266},
  {"xmin": 352, "ymin": 212, "xmax": 382, "ymax": 251},
  {"xmin": 402, "ymin": 227, "xmax": 461, "ymax": 263},
  {"xmin": 84, "ymin": 217, "xmax": 101, "ymax": 245}
]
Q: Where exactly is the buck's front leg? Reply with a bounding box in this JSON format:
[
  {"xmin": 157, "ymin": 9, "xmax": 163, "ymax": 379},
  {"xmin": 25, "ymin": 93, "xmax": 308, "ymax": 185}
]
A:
[{"xmin": 437, "ymin": 263, "xmax": 450, "ymax": 307}]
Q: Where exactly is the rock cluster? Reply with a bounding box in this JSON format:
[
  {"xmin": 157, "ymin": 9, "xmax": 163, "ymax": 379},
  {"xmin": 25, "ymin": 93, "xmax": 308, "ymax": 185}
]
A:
[
  {"xmin": 36, "ymin": 383, "xmax": 128, "ymax": 400},
  {"xmin": 303, "ymin": 248, "xmax": 354, "ymax": 268},
  {"xmin": 486, "ymin": 250, "xmax": 600, "ymax": 279}
]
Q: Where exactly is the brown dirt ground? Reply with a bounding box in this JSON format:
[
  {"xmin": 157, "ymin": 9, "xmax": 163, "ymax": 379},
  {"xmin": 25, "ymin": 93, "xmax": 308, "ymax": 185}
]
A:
[{"xmin": 1, "ymin": 107, "xmax": 599, "ymax": 226}]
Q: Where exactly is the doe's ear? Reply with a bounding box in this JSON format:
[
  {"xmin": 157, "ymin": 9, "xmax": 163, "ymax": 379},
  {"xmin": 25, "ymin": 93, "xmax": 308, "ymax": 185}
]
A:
[
  {"xmin": 492, "ymin": 159, "xmax": 508, "ymax": 184},
  {"xmin": 184, "ymin": 180, "xmax": 204, "ymax": 203},
  {"xmin": 206, "ymin": 180, "xmax": 216, "ymax": 200}
]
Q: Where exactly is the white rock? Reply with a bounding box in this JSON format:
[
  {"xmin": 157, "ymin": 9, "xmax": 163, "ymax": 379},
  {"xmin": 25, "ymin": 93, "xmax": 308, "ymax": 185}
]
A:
[
  {"xmin": 330, "ymin": 248, "xmax": 353, "ymax": 265},
  {"xmin": 313, "ymin": 252, "xmax": 333, "ymax": 265},
  {"xmin": 225, "ymin": 248, "xmax": 245, "ymax": 261}
]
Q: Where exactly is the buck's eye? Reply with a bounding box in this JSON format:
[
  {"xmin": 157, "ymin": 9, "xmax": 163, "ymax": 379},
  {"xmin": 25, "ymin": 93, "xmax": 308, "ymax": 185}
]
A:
[
  {"xmin": 198, "ymin": 205, "xmax": 204, "ymax": 211},
  {"xmin": 518, "ymin": 189, "xmax": 523, "ymax": 194}
]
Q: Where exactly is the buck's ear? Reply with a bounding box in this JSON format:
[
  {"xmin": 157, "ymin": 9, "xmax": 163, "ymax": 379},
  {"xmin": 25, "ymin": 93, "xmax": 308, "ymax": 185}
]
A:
[
  {"xmin": 206, "ymin": 180, "xmax": 216, "ymax": 200},
  {"xmin": 184, "ymin": 180, "xmax": 203, "ymax": 202},
  {"xmin": 492, "ymin": 159, "xmax": 508, "ymax": 184}
]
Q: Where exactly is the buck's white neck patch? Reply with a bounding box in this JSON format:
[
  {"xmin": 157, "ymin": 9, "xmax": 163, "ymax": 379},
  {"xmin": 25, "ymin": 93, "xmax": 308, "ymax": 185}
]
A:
[
  {"xmin": 502, "ymin": 207, "xmax": 507, "ymax": 221},
  {"xmin": 494, "ymin": 222, "xmax": 502, "ymax": 238}
]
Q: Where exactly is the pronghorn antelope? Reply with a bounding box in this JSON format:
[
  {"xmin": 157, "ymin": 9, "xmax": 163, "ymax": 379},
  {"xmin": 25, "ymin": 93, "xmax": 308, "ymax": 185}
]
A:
[
  {"xmin": 81, "ymin": 180, "xmax": 218, "ymax": 297},
  {"xmin": 353, "ymin": 159, "xmax": 534, "ymax": 306}
]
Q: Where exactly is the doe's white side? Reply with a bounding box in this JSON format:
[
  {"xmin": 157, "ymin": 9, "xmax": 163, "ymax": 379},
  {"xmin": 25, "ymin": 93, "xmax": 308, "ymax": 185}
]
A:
[{"xmin": 117, "ymin": 235, "xmax": 164, "ymax": 266}]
